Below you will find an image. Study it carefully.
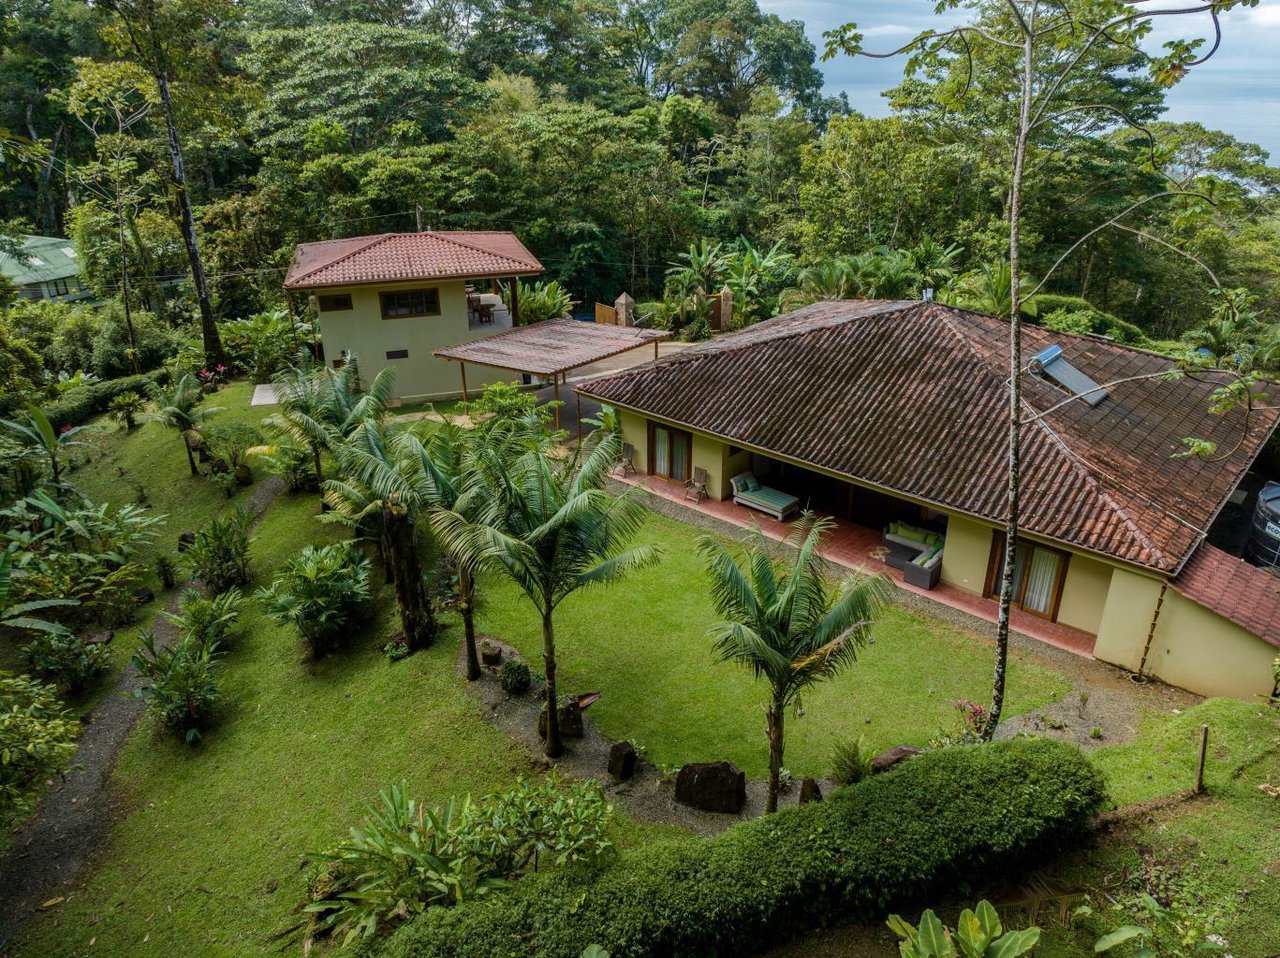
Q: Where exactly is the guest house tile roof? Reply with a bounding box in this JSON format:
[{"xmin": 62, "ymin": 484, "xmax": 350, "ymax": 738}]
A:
[
  {"xmin": 283, "ymin": 231, "xmax": 543, "ymax": 289},
  {"xmin": 434, "ymin": 318, "xmax": 669, "ymax": 376},
  {"xmin": 1173, "ymin": 543, "xmax": 1280, "ymax": 647},
  {"xmin": 578, "ymin": 300, "xmax": 1280, "ymax": 574}
]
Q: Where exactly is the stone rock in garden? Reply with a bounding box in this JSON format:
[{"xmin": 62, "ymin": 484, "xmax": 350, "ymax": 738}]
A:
[
  {"xmin": 178, "ymin": 531, "xmax": 197, "ymax": 551},
  {"xmin": 133, "ymin": 586, "xmax": 156, "ymax": 606},
  {"xmin": 674, "ymin": 761, "xmax": 746, "ymax": 814},
  {"xmin": 870, "ymin": 745, "xmax": 921, "ymax": 775},
  {"xmin": 479, "ymin": 639, "xmax": 503, "ymax": 667},
  {"xmin": 798, "ymin": 777, "xmax": 822, "ymax": 804},
  {"xmin": 608, "ymin": 741, "xmax": 637, "ymax": 781},
  {"xmin": 84, "ymin": 630, "xmax": 114, "ymax": 646},
  {"xmin": 537, "ymin": 696, "xmax": 586, "ymax": 740},
  {"xmin": 210, "ymin": 458, "xmax": 230, "ymax": 475}
]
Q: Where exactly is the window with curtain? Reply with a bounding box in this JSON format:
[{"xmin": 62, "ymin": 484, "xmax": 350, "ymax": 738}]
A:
[
  {"xmin": 650, "ymin": 424, "xmax": 691, "ymax": 482},
  {"xmin": 986, "ymin": 534, "xmax": 1068, "ymax": 620}
]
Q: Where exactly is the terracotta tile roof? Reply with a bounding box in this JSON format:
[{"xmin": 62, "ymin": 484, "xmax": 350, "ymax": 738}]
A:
[
  {"xmin": 283, "ymin": 231, "xmax": 543, "ymax": 289},
  {"xmin": 578, "ymin": 300, "xmax": 1280, "ymax": 573},
  {"xmin": 434, "ymin": 318, "xmax": 669, "ymax": 377},
  {"xmin": 1173, "ymin": 544, "xmax": 1280, "ymax": 647}
]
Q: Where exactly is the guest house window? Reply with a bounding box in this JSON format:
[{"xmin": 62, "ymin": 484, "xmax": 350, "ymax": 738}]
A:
[
  {"xmin": 380, "ymin": 288, "xmax": 440, "ymax": 319},
  {"xmin": 317, "ymin": 293, "xmax": 353, "ymax": 312}
]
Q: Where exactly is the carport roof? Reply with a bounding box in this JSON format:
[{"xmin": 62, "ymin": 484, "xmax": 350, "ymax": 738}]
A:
[{"xmin": 434, "ymin": 318, "xmax": 669, "ymax": 377}]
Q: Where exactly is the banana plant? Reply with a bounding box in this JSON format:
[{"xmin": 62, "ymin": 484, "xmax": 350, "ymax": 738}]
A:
[
  {"xmin": 888, "ymin": 901, "xmax": 1040, "ymax": 958},
  {"xmin": 1, "ymin": 404, "xmax": 93, "ymax": 488},
  {"xmin": 0, "ymin": 551, "xmax": 78, "ymax": 635}
]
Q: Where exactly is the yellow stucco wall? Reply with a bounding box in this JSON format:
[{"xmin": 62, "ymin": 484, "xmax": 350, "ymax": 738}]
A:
[
  {"xmin": 1145, "ymin": 591, "xmax": 1276, "ymax": 699},
  {"xmin": 940, "ymin": 515, "xmax": 992, "ymax": 593},
  {"xmin": 692, "ymin": 433, "xmax": 729, "ymax": 498},
  {"xmin": 619, "ymin": 411, "xmax": 649, "ymax": 471},
  {"xmin": 314, "ymin": 280, "xmax": 508, "ymax": 401},
  {"xmin": 1093, "ymin": 568, "xmax": 1164, "ymax": 671},
  {"xmin": 1057, "ymin": 553, "xmax": 1111, "ymax": 635}
]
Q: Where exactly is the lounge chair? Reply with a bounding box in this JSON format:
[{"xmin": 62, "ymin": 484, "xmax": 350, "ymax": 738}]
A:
[
  {"xmin": 685, "ymin": 467, "xmax": 709, "ymax": 503},
  {"xmin": 615, "ymin": 443, "xmax": 636, "ymax": 477},
  {"xmin": 730, "ymin": 472, "xmax": 799, "ymax": 521}
]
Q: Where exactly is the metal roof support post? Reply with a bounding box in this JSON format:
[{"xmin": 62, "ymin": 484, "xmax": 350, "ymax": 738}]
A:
[
  {"xmin": 554, "ymin": 374, "xmax": 561, "ymax": 432},
  {"xmin": 459, "ymin": 362, "xmax": 468, "ymax": 402}
]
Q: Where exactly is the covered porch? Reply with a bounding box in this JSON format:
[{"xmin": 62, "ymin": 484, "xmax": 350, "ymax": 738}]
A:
[{"xmin": 616, "ymin": 470, "xmax": 1097, "ymax": 658}]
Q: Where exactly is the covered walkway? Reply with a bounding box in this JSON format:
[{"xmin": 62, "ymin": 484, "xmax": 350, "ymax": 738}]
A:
[
  {"xmin": 434, "ymin": 319, "xmax": 670, "ymax": 433},
  {"xmin": 617, "ymin": 472, "xmax": 1098, "ymax": 658}
]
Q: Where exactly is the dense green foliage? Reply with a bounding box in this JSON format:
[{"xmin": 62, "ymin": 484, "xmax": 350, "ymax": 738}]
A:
[
  {"xmin": 184, "ymin": 507, "xmax": 253, "ymax": 594},
  {"xmin": 2, "ymin": 0, "xmax": 1277, "ymax": 350},
  {"xmin": 132, "ymin": 628, "xmax": 224, "ymax": 744},
  {"xmin": 256, "ymin": 542, "xmax": 372, "ymax": 657},
  {"xmin": 375, "ymin": 739, "xmax": 1106, "ymax": 958},
  {"xmin": 0, "ymin": 671, "xmax": 79, "ymax": 826}
]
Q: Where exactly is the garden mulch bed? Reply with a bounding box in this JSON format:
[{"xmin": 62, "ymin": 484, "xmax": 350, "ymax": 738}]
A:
[
  {"xmin": 0, "ymin": 476, "xmax": 284, "ymax": 950},
  {"xmin": 457, "ymin": 639, "xmax": 833, "ymax": 837}
]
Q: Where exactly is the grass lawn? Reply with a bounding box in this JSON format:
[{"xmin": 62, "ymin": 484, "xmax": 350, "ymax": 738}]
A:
[{"xmin": 475, "ymin": 510, "xmax": 1071, "ymax": 779}]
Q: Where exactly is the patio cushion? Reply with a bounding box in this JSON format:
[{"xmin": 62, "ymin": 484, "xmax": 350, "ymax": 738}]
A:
[
  {"xmin": 743, "ymin": 476, "xmax": 760, "ymax": 492},
  {"xmin": 739, "ymin": 486, "xmax": 798, "ymax": 511}
]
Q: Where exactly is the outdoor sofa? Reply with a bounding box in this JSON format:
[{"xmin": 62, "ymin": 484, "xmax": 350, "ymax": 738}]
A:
[
  {"xmin": 730, "ymin": 472, "xmax": 800, "ymax": 521},
  {"xmin": 882, "ymin": 521, "xmax": 945, "ymax": 589}
]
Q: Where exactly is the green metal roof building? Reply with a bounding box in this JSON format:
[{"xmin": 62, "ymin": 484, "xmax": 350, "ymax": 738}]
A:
[{"xmin": 0, "ymin": 235, "xmax": 94, "ymax": 303}]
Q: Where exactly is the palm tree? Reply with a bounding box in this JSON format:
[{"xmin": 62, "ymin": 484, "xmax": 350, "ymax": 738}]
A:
[
  {"xmin": 948, "ymin": 261, "xmax": 1040, "ymax": 318},
  {"xmin": 861, "ymin": 248, "xmax": 921, "ymax": 299},
  {"xmin": 779, "ymin": 258, "xmax": 857, "ymax": 311},
  {"xmin": 324, "ymin": 419, "xmax": 438, "ymax": 651},
  {"xmin": 144, "ymin": 373, "xmax": 222, "ymax": 476},
  {"xmin": 1, "ymin": 405, "xmax": 93, "ymax": 488},
  {"xmin": 266, "ymin": 356, "xmax": 394, "ymax": 491},
  {"xmin": 434, "ymin": 429, "xmax": 659, "ymax": 758},
  {"xmin": 907, "ymin": 237, "xmax": 963, "ymax": 294},
  {"xmin": 696, "ymin": 513, "xmax": 889, "ymax": 812}
]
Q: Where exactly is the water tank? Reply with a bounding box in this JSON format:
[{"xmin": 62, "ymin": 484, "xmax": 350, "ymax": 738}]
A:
[{"xmin": 1245, "ymin": 481, "xmax": 1280, "ymax": 568}]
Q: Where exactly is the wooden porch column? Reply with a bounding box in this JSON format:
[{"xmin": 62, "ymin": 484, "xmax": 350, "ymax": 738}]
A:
[
  {"xmin": 553, "ymin": 373, "xmax": 561, "ymax": 431},
  {"xmin": 576, "ymin": 391, "xmax": 583, "ymax": 442},
  {"xmin": 459, "ymin": 361, "xmax": 469, "ymax": 402},
  {"xmin": 509, "ymin": 277, "xmax": 520, "ymax": 326},
  {"xmin": 654, "ymin": 341, "xmax": 659, "ymax": 360}
]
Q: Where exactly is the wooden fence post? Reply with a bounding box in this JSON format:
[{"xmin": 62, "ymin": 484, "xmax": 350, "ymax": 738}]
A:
[{"xmin": 1194, "ymin": 724, "xmax": 1209, "ymax": 794}]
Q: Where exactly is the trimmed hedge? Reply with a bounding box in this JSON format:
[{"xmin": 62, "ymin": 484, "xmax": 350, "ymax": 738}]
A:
[
  {"xmin": 374, "ymin": 739, "xmax": 1106, "ymax": 958},
  {"xmin": 44, "ymin": 370, "xmax": 168, "ymax": 431},
  {"xmin": 1035, "ymin": 294, "xmax": 1148, "ymax": 345}
]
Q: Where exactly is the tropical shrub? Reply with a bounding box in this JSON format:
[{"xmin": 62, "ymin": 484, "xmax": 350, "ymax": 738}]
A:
[
  {"xmin": 204, "ymin": 421, "xmax": 263, "ymax": 475},
  {"xmin": 253, "ymin": 439, "xmax": 315, "ymax": 493},
  {"xmin": 374, "ymin": 739, "xmax": 1106, "ymax": 958},
  {"xmin": 0, "ymin": 671, "xmax": 79, "ymax": 826},
  {"xmin": 42, "ymin": 370, "xmax": 167, "ymax": 431},
  {"xmin": 1037, "ymin": 295, "xmax": 1147, "ymax": 345},
  {"xmin": 505, "ymin": 280, "xmax": 576, "ymax": 324},
  {"xmin": 499, "ymin": 659, "xmax": 531, "ymax": 694},
  {"xmin": 154, "ymin": 553, "xmax": 178, "ymax": 589},
  {"xmin": 108, "ymin": 390, "xmax": 145, "ymax": 430},
  {"xmin": 184, "ymin": 508, "xmax": 252, "ymax": 594},
  {"xmin": 307, "ymin": 776, "xmax": 612, "ymax": 946},
  {"xmin": 132, "ymin": 632, "xmax": 223, "ymax": 744},
  {"xmin": 166, "ymin": 587, "xmax": 245, "ymax": 650},
  {"xmin": 828, "ymin": 735, "xmax": 874, "ymax": 785},
  {"xmin": 1, "ymin": 404, "xmax": 93, "ymax": 487},
  {"xmin": 256, "ymin": 543, "xmax": 371, "ymax": 657},
  {"xmin": 888, "ymin": 901, "xmax": 1039, "ymax": 958},
  {"xmin": 20, "ymin": 632, "xmax": 112, "ymax": 695},
  {"xmin": 220, "ymin": 308, "xmax": 308, "ymax": 383},
  {"xmin": 466, "ymin": 379, "xmax": 540, "ymax": 422}
]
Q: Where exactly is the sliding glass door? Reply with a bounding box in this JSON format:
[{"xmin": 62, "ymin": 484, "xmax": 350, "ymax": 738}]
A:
[
  {"xmin": 649, "ymin": 423, "xmax": 692, "ymax": 482},
  {"xmin": 985, "ymin": 534, "xmax": 1069, "ymax": 619}
]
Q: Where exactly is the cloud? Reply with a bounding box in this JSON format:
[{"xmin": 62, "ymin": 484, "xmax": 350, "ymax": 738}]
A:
[{"xmin": 861, "ymin": 24, "xmax": 917, "ymax": 38}]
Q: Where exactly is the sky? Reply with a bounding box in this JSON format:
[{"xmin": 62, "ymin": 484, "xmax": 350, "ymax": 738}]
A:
[{"xmin": 762, "ymin": 0, "xmax": 1280, "ymax": 159}]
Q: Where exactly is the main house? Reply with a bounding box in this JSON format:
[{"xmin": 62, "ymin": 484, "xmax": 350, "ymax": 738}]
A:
[
  {"xmin": 0, "ymin": 235, "xmax": 93, "ymax": 303},
  {"xmin": 579, "ymin": 300, "xmax": 1280, "ymax": 701},
  {"xmin": 283, "ymin": 231, "xmax": 544, "ymax": 401}
]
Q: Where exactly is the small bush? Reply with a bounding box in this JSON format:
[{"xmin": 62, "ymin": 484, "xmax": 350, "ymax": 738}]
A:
[
  {"xmin": 375, "ymin": 739, "xmax": 1107, "ymax": 958},
  {"xmin": 108, "ymin": 390, "xmax": 145, "ymax": 430},
  {"xmin": 185, "ymin": 508, "xmax": 252, "ymax": 594},
  {"xmin": 0, "ymin": 672, "xmax": 79, "ymax": 826},
  {"xmin": 499, "ymin": 659, "xmax": 532, "ymax": 695},
  {"xmin": 204, "ymin": 421, "xmax": 263, "ymax": 471},
  {"xmin": 43, "ymin": 370, "xmax": 168, "ymax": 431},
  {"xmin": 829, "ymin": 734, "xmax": 874, "ymax": 785},
  {"xmin": 132, "ymin": 631, "xmax": 223, "ymax": 744},
  {"xmin": 256, "ymin": 543, "xmax": 371, "ymax": 658},
  {"xmin": 154, "ymin": 554, "xmax": 178, "ymax": 590},
  {"xmin": 212, "ymin": 470, "xmax": 240, "ymax": 499},
  {"xmin": 20, "ymin": 632, "xmax": 112, "ymax": 695},
  {"xmin": 256, "ymin": 440, "xmax": 314, "ymax": 493},
  {"xmin": 166, "ymin": 587, "xmax": 244, "ymax": 650}
]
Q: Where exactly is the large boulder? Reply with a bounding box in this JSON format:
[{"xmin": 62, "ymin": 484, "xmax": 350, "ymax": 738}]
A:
[
  {"xmin": 479, "ymin": 639, "xmax": 503, "ymax": 667},
  {"xmin": 798, "ymin": 777, "xmax": 823, "ymax": 804},
  {"xmin": 675, "ymin": 761, "xmax": 746, "ymax": 814},
  {"xmin": 537, "ymin": 696, "xmax": 585, "ymax": 740},
  {"xmin": 608, "ymin": 741, "xmax": 637, "ymax": 782},
  {"xmin": 870, "ymin": 745, "xmax": 921, "ymax": 775}
]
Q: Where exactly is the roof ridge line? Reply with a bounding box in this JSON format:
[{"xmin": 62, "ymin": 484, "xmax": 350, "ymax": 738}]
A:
[
  {"xmin": 424, "ymin": 231, "xmax": 538, "ymax": 270},
  {"xmin": 291, "ymin": 233, "xmax": 394, "ymax": 286}
]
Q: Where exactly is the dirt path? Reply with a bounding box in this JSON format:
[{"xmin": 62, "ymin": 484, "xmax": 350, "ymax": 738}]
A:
[{"xmin": 0, "ymin": 477, "xmax": 284, "ymax": 951}]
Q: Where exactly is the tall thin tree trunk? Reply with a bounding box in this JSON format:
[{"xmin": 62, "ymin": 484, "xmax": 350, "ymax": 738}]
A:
[
  {"xmin": 460, "ymin": 566, "xmax": 480, "ymax": 681},
  {"xmin": 542, "ymin": 610, "xmax": 562, "ymax": 758},
  {"xmin": 765, "ymin": 693, "xmax": 785, "ymax": 813},
  {"xmin": 155, "ymin": 71, "xmax": 221, "ymax": 366},
  {"xmin": 384, "ymin": 501, "xmax": 436, "ymax": 650},
  {"xmin": 986, "ymin": 17, "xmax": 1035, "ymax": 741},
  {"xmin": 116, "ymin": 170, "xmax": 141, "ymax": 375}
]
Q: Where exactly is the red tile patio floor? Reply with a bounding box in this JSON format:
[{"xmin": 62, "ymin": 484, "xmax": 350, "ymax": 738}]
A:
[{"xmin": 619, "ymin": 473, "xmax": 1098, "ymax": 658}]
